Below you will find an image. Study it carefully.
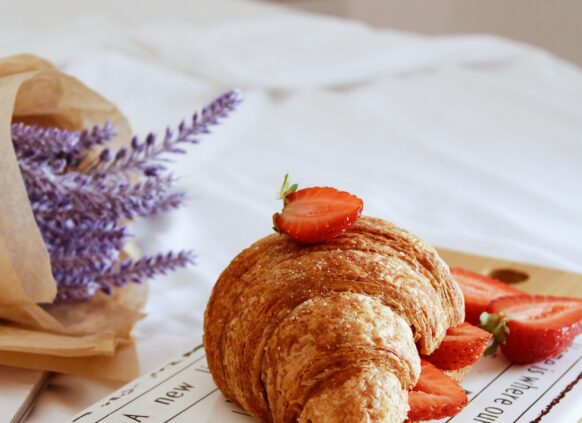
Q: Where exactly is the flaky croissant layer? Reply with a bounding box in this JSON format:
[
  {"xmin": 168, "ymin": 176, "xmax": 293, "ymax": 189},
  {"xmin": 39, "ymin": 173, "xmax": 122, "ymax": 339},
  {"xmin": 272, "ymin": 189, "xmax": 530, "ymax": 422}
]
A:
[{"xmin": 204, "ymin": 216, "xmax": 464, "ymax": 423}]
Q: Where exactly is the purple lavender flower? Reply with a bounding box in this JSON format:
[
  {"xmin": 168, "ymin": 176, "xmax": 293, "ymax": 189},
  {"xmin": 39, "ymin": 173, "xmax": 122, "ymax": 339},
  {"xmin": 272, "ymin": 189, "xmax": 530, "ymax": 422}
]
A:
[
  {"xmin": 39, "ymin": 219, "xmax": 127, "ymax": 258},
  {"xmin": 53, "ymin": 251, "xmax": 195, "ymax": 303},
  {"xmin": 53, "ymin": 281, "xmax": 104, "ymax": 303},
  {"xmin": 12, "ymin": 90, "xmax": 241, "ymax": 303},
  {"xmin": 97, "ymin": 251, "xmax": 195, "ymax": 288},
  {"xmin": 11, "ymin": 122, "xmax": 115, "ymax": 165},
  {"xmin": 87, "ymin": 90, "xmax": 241, "ymax": 178},
  {"xmin": 78, "ymin": 123, "xmax": 117, "ymax": 152},
  {"xmin": 25, "ymin": 164, "xmax": 186, "ymax": 223}
]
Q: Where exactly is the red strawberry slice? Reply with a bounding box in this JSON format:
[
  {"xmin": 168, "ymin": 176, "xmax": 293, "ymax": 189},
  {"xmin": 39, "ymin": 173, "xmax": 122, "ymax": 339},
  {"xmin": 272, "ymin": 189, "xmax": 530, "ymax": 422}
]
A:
[
  {"xmin": 451, "ymin": 268, "xmax": 523, "ymax": 325},
  {"xmin": 407, "ymin": 360, "xmax": 468, "ymax": 422},
  {"xmin": 273, "ymin": 177, "xmax": 363, "ymax": 243},
  {"xmin": 482, "ymin": 295, "xmax": 582, "ymax": 364},
  {"xmin": 423, "ymin": 322, "xmax": 492, "ymax": 370}
]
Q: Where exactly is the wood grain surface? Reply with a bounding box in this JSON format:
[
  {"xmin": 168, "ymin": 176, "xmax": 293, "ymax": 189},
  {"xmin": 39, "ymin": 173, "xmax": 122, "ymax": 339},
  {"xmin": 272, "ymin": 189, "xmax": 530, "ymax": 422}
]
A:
[{"xmin": 438, "ymin": 248, "xmax": 582, "ymax": 298}]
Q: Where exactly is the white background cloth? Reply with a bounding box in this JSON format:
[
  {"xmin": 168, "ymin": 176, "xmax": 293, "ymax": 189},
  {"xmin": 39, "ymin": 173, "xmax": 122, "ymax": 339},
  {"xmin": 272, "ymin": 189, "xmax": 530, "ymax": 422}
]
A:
[{"xmin": 1, "ymin": 0, "xmax": 581, "ymax": 421}]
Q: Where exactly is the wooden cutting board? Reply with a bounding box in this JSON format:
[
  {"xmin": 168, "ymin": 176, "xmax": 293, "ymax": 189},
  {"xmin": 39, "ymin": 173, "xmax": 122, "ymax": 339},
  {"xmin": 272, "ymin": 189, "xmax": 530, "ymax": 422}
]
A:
[{"xmin": 438, "ymin": 248, "xmax": 582, "ymax": 298}]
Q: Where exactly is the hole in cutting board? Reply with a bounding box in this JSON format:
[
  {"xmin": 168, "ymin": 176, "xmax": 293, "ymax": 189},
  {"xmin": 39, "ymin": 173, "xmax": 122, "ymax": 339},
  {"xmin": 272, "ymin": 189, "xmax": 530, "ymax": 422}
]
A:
[{"xmin": 489, "ymin": 268, "xmax": 529, "ymax": 284}]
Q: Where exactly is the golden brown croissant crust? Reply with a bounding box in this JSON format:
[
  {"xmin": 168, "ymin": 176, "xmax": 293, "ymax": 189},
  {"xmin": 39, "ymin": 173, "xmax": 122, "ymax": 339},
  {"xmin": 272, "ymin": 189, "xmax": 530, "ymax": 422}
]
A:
[{"xmin": 204, "ymin": 216, "xmax": 464, "ymax": 422}]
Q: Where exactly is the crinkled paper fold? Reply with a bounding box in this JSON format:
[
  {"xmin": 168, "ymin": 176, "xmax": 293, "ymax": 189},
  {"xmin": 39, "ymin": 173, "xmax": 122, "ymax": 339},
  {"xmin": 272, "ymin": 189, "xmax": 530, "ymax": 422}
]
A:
[{"xmin": 0, "ymin": 54, "xmax": 144, "ymax": 381}]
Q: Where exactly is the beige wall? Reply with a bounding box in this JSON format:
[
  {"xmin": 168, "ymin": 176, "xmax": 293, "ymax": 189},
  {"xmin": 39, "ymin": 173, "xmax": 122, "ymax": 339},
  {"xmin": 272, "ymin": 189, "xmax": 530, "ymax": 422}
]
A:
[{"xmin": 269, "ymin": 0, "xmax": 582, "ymax": 67}]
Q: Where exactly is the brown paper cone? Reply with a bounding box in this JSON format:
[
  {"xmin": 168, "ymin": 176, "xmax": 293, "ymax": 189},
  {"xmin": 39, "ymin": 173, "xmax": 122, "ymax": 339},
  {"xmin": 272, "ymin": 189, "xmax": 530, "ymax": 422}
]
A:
[
  {"xmin": 0, "ymin": 53, "xmax": 131, "ymax": 308},
  {"xmin": 0, "ymin": 54, "xmax": 146, "ymax": 380}
]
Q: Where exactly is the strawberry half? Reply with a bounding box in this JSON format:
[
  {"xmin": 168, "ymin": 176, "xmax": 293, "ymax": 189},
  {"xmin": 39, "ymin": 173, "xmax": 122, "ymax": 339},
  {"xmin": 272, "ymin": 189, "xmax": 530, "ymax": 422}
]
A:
[
  {"xmin": 272, "ymin": 175, "xmax": 363, "ymax": 243},
  {"xmin": 482, "ymin": 295, "xmax": 582, "ymax": 364},
  {"xmin": 407, "ymin": 360, "xmax": 468, "ymax": 422},
  {"xmin": 451, "ymin": 268, "xmax": 523, "ymax": 325},
  {"xmin": 423, "ymin": 322, "xmax": 492, "ymax": 370}
]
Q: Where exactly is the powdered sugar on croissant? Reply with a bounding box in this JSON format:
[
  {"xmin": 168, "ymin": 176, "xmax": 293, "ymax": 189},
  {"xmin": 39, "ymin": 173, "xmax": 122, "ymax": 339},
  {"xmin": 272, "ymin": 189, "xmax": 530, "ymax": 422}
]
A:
[{"xmin": 204, "ymin": 216, "xmax": 464, "ymax": 423}]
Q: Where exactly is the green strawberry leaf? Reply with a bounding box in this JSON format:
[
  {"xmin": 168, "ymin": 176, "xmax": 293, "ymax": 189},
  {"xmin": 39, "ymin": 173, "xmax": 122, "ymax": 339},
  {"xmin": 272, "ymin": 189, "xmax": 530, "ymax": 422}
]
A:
[
  {"xmin": 480, "ymin": 311, "xmax": 510, "ymax": 356},
  {"xmin": 277, "ymin": 173, "xmax": 298, "ymax": 204}
]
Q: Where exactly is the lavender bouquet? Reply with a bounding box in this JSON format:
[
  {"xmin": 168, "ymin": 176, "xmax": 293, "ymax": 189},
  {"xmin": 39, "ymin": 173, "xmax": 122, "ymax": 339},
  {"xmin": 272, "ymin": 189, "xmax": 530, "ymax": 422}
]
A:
[
  {"xmin": 12, "ymin": 90, "xmax": 241, "ymax": 304},
  {"xmin": 0, "ymin": 54, "xmax": 245, "ymax": 380}
]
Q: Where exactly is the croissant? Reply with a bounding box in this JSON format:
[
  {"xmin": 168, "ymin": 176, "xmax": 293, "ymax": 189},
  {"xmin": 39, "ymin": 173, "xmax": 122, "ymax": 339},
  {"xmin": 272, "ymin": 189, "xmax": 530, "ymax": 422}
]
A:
[{"xmin": 204, "ymin": 216, "xmax": 465, "ymax": 422}]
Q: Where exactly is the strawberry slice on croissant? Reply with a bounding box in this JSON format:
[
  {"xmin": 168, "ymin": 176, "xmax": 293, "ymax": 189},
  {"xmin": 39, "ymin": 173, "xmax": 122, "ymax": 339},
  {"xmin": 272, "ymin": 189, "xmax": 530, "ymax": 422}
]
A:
[{"xmin": 204, "ymin": 216, "xmax": 466, "ymax": 422}]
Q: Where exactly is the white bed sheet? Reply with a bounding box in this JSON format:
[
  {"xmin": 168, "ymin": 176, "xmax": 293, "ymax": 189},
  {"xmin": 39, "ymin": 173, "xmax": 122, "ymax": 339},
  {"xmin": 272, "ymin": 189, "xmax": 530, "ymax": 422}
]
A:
[{"xmin": 0, "ymin": 1, "xmax": 581, "ymax": 421}]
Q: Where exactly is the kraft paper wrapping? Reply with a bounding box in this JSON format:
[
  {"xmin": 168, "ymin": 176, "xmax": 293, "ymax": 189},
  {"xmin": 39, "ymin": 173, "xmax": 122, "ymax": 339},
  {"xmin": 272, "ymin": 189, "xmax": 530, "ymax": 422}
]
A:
[
  {"xmin": 0, "ymin": 54, "xmax": 146, "ymax": 381},
  {"xmin": 0, "ymin": 343, "xmax": 140, "ymax": 383}
]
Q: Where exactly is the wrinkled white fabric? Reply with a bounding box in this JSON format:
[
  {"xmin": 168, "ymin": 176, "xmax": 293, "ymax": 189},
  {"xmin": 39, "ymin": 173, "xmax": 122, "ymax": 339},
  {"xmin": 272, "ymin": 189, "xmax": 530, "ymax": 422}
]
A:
[{"xmin": 0, "ymin": 0, "xmax": 581, "ymax": 421}]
